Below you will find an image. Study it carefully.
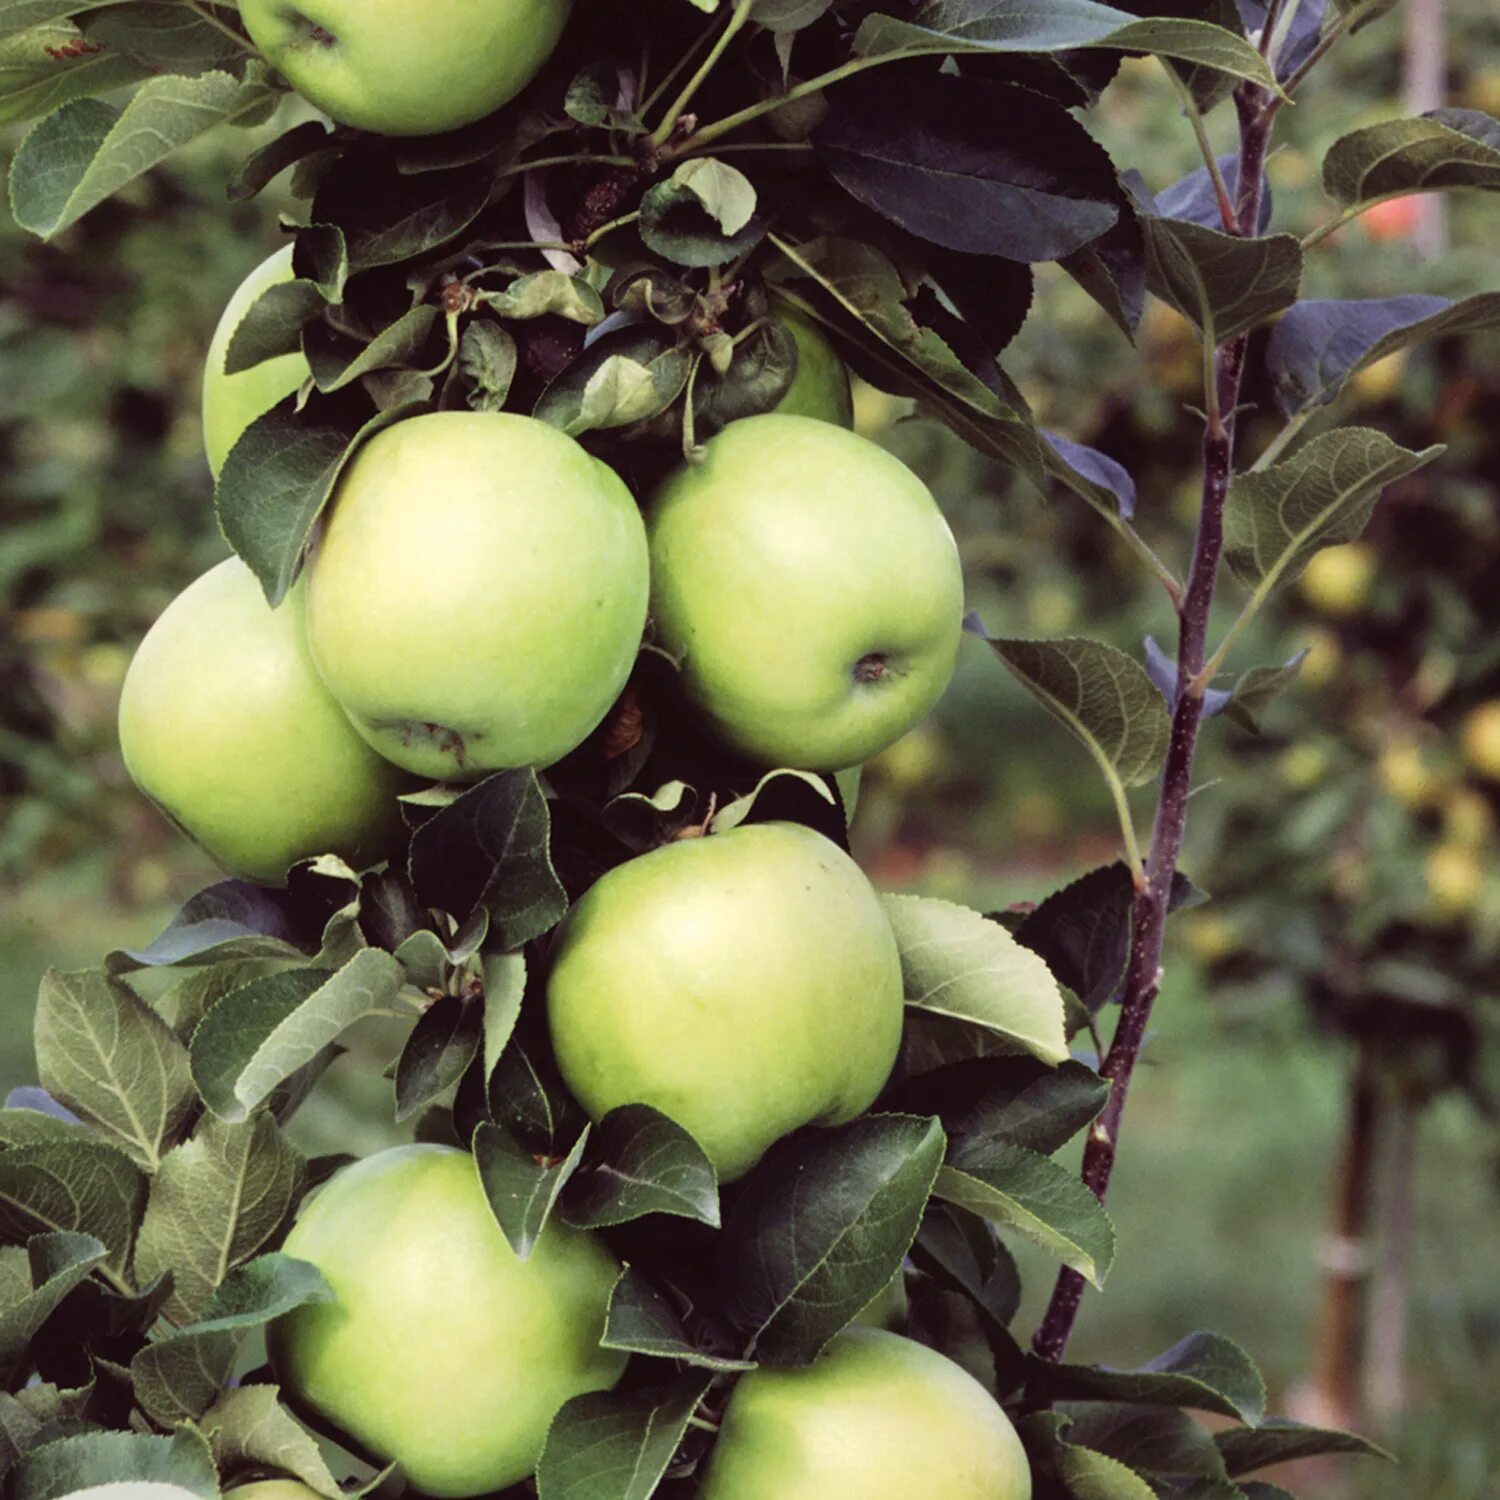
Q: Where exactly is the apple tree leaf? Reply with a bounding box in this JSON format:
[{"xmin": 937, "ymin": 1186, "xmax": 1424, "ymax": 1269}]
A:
[
  {"xmin": 394, "ymin": 996, "xmax": 484, "ymax": 1123},
  {"xmin": 1322, "ymin": 108, "xmax": 1500, "ymax": 208},
  {"xmin": 600, "ymin": 1266, "xmax": 755, "ymax": 1371},
  {"xmin": 935, "ymin": 1137, "xmax": 1116, "ymax": 1286},
  {"xmin": 8, "ymin": 68, "xmax": 277, "ymax": 239},
  {"xmin": 815, "ymin": 75, "xmax": 1120, "ymax": 261},
  {"xmin": 0, "ymin": 1, "xmax": 126, "ymax": 41},
  {"xmin": 1221, "ymin": 652, "xmax": 1308, "ymax": 734},
  {"xmin": 216, "ymin": 391, "xmax": 428, "ymax": 608},
  {"xmin": 1215, "ymin": 1418, "xmax": 1392, "ymax": 1475},
  {"xmin": 1015, "ymin": 862, "xmax": 1204, "ymax": 1013},
  {"xmin": 408, "ymin": 769, "xmax": 569, "ymax": 949},
  {"xmin": 717, "ymin": 1113, "xmax": 945, "ymax": 1365},
  {"xmin": 0, "ymin": 1233, "xmax": 107, "ymax": 1386},
  {"xmin": 200, "ymin": 1383, "xmax": 343, "ymax": 1499},
  {"xmin": 768, "ymin": 237, "xmax": 1044, "ymax": 492},
  {"xmin": 33, "ymin": 968, "xmax": 194, "ymax": 1172},
  {"xmin": 0, "ymin": 1140, "xmax": 145, "ymax": 1275},
  {"xmin": 1141, "ymin": 217, "xmax": 1301, "ymax": 347},
  {"xmin": 884, "ymin": 894, "xmax": 1069, "ymax": 1064},
  {"xmin": 1222, "ymin": 427, "xmax": 1444, "ymax": 593},
  {"xmin": 129, "ymin": 1254, "xmax": 333, "ymax": 1425},
  {"xmin": 1266, "ymin": 292, "xmax": 1500, "ymax": 414},
  {"xmin": 1058, "ymin": 1403, "xmax": 1233, "ymax": 1481},
  {"xmin": 949, "ymin": 1058, "xmax": 1110, "ymax": 1157},
  {"xmin": 4, "ymin": 1427, "xmax": 219, "ymax": 1500},
  {"xmin": 535, "ymin": 1371, "xmax": 713, "ymax": 1500},
  {"xmin": 0, "ymin": 21, "xmax": 151, "ymax": 127},
  {"xmin": 108, "ymin": 880, "xmax": 322, "ymax": 970},
  {"xmin": 852, "ymin": 0, "xmax": 1279, "ymax": 92},
  {"xmin": 1034, "ymin": 1330, "xmax": 1268, "ymax": 1425},
  {"xmin": 473, "ymin": 1121, "xmax": 590, "ymax": 1261},
  {"xmin": 133, "ymin": 1112, "xmax": 305, "ymax": 1325},
  {"xmin": 561, "ymin": 1104, "xmax": 720, "ymax": 1231},
  {"xmin": 189, "ymin": 949, "xmax": 406, "ymax": 1124}
]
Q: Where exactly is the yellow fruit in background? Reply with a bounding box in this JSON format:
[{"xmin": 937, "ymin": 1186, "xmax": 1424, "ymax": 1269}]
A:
[
  {"xmin": 1298, "ymin": 628, "xmax": 1343, "ymax": 689},
  {"xmin": 1443, "ymin": 786, "xmax": 1494, "ymax": 849},
  {"xmin": 1300, "ymin": 544, "xmax": 1376, "ymax": 617},
  {"xmin": 872, "ymin": 726, "xmax": 945, "ymax": 791},
  {"xmin": 1349, "ymin": 350, "xmax": 1407, "ymax": 405},
  {"xmin": 1425, "ymin": 843, "xmax": 1483, "ymax": 919},
  {"xmin": 1179, "ymin": 911, "xmax": 1239, "ymax": 964},
  {"xmin": 1461, "ymin": 701, "xmax": 1500, "ymax": 781},
  {"xmin": 1377, "ymin": 740, "xmax": 1443, "ymax": 810},
  {"xmin": 1280, "ymin": 742, "xmax": 1330, "ymax": 791}
]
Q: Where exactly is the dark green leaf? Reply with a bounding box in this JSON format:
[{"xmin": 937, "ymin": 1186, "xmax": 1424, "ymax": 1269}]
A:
[
  {"xmin": 600, "ymin": 1266, "xmax": 754, "ymax": 1371},
  {"xmin": 110, "ymin": 880, "xmax": 317, "ymax": 970},
  {"xmin": 473, "ymin": 1121, "xmax": 590, "ymax": 1260},
  {"xmin": 395, "ymin": 997, "xmax": 483, "ymax": 1123},
  {"xmin": 1323, "ymin": 108, "xmax": 1500, "ymax": 207},
  {"xmin": 1036, "ymin": 1330, "xmax": 1267, "ymax": 1425},
  {"xmin": 1221, "ymin": 653, "xmax": 1307, "ymax": 733},
  {"xmin": 6, "ymin": 1426, "xmax": 218, "ymax": 1500},
  {"xmin": 1061, "ymin": 1403, "xmax": 1229, "ymax": 1480},
  {"xmin": 201, "ymin": 1382, "xmax": 342, "ymax": 1498},
  {"xmin": 718, "ymin": 1114, "xmax": 945, "ymax": 1364},
  {"xmin": 1142, "ymin": 218, "xmax": 1301, "ymax": 346},
  {"xmin": 561, "ymin": 1105, "xmax": 720, "ymax": 1231},
  {"xmin": 1216, "ymin": 1418, "xmax": 1391, "ymax": 1475},
  {"xmin": 1223, "ymin": 428, "xmax": 1443, "ymax": 592},
  {"xmin": 535, "ymin": 1371, "xmax": 712, "ymax": 1500},
  {"xmin": 0, "ymin": 1233, "xmax": 107, "ymax": 1385},
  {"xmin": 408, "ymin": 769, "xmax": 569, "ymax": 948},
  {"xmin": 0, "ymin": 1141, "xmax": 144, "ymax": 1274},
  {"xmin": 953, "ymin": 1058, "xmax": 1110, "ymax": 1156}
]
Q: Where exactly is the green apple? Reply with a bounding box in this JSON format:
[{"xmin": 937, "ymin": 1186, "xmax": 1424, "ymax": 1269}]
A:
[
  {"xmin": 854, "ymin": 1270, "xmax": 908, "ymax": 1331},
  {"xmin": 202, "ymin": 245, "xmax": 309, "ymax": 477},
  {"xmin": 546, "ymin": 821, "xmax": 903, "ymax": 1182},
  {"xmin": 648, "ymin": 414, "xmax": 964, "ymax": 770},
  {"xmin": 270, "ymin": 1145, "xmax": 625, "ymax": 1497},
  {"xmin": 118, "ymin": 557, "xmax": 406, "ymax": 885},
  {"xmin": 774, "ymin": 306, "xmax": 854, "ymax": 426},
  {"xmin": 699, "ymin": 1328, "xmax": 1032, "ymax": 1500},
  {"xmin": 305, "ymin": 412, "xmax": 649, "ymax": 780},
  {"xmin": 239, "ymin": 0, "xmax": 571, "ymax": 137}
]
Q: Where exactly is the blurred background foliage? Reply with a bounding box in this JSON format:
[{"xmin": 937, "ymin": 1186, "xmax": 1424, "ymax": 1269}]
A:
[{"xmin": 2, "ymin": 7, "xmax": 1498, "ymax": 1497}]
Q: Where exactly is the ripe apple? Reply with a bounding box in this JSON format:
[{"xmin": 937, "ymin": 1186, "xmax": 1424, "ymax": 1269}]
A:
[
  {"xmin": 202, "ymin": 246, "xmax": 308, "ymax": 477},
  {"xmin": 699, "ymin": 1328, "xmax": 1032, "ymax": 1500},
  {"xmin": 270, "ymin": 1145, "xmax": 625, "ymax": 1497},
  {"xmin": 1362, "ymin": 195, "xmax": 1422, "ymax": 242},
  {"xmin": 305, "ymin": 412, "xmax": 649, "ymax": 780},
  {"xmin": 238, "ymin": 0, "xmax": 571, "ymax": 137},
  {"xmin": 774, "ymin": 307, "xmax": 853, "ymax": 426},
  {"xmin": 546, "ymin": 821, "xmax": 904, "ymax": 1182},
  {"xmin": 648, "ymin": 414, "xmax": 964, "ymax": 770},
  {"xmin": 117, "ymin": 557, "xmax": 406, "ymax": 885}
]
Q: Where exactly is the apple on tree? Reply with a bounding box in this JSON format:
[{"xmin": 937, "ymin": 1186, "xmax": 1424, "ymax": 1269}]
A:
[
  {"xmin": 700, "ymin": 1327, "xmax": 1032, "ymax": 1500},
  {"xmin": 648, "ymin": 414, "xmax": 964, "ymax": 770},
  {"xmin": 305, "ymin": 411, "xmax": 649, "ymax": 780},
  {"xmin": 772, "ymin": 305, "xmax": 854, "ymax": 427},
  {"xmin": 270, "ymin": 1145, "xmax": 625, "ymax": 1498},
  {"xmin": 117, "ymin": 557, "xmax": 406, "ymax": 885},
  {"xmin": 227, "ymin": 1485, "xmax": 325, "ymax": 1500},
  {"xmin": 201, "ymin": 245, "xmax": 308, "ymax": 477},
  {"xmin": 239, "ymin": 0, "xmax": 572, "ymax": 137},
  {"xmin": 546, "ymin": 820, "xmax": 904, "ymax": 1181}
]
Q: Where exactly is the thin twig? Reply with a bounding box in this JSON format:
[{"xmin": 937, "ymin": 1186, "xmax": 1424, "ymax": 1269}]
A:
[
  {"xmin": 1164, "ymin": 65, "xmax": 1237, "ymax": 233},
  {"xmin": 186, "ymin": 0, "xmax": 261, "ymax": 55},
  {"xmin": 649, "ymin": 0, "xmax": 756, "ymax": 149},
  {"xmin": 1029, "ymin": 78, "xmax": 1277, "ymax": 1378}
]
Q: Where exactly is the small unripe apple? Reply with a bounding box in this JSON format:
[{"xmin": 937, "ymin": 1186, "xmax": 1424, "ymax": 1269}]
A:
[
  {"xmin": 202, "ymin": 246, "xmax": 308, "ymax": 477},
  {"xmin": 305, "ymin": 412, "xmax": 649, "ymax": 780},
  {"xmin": 774, "ymin": 307, "xmax": 854, "ymax": 427},
  {"xmin": 648, "ymin": 414, "xmax": 964, "ymax": 770},
  {"xmin": 270, "ymin": 1145, "xmax": 625, "ymax": 1497},
  {"xmin": 699, "ymin": 1328, "xmax": 1032, "ymax": 1500},
  {"xmin": 118, "ymin": 558, "xmax": 405, "ymax": 884},
  {"xmin": 546, "ymin": 821, "xmax": 904, "ymax": 1182},
  {"xmin": 239, "ymin": 0, "xmax": 572, "ymax": 137}
]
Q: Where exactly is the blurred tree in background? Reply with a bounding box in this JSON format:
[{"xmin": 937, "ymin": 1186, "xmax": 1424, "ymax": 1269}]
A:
[{"xmin": 2, "ymin": 7, "xmax": 1498, "ymax": 1497}]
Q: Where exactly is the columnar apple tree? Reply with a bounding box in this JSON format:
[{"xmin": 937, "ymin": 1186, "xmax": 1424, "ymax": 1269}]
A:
[{"xmin": 3, "ymin": 0, "xmax": 1498, "ymax": 1496}]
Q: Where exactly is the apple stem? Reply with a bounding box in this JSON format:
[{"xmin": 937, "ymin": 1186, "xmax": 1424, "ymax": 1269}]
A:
[{"xmin": 1028, "ymin": 79, "xmax": 1278, "ymax": 1381}]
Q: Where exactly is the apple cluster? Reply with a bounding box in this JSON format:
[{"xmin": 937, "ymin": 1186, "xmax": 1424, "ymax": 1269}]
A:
[{"xmin": 108, "ymin": 9, "xmax": 1034, "ymax": 1498}]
